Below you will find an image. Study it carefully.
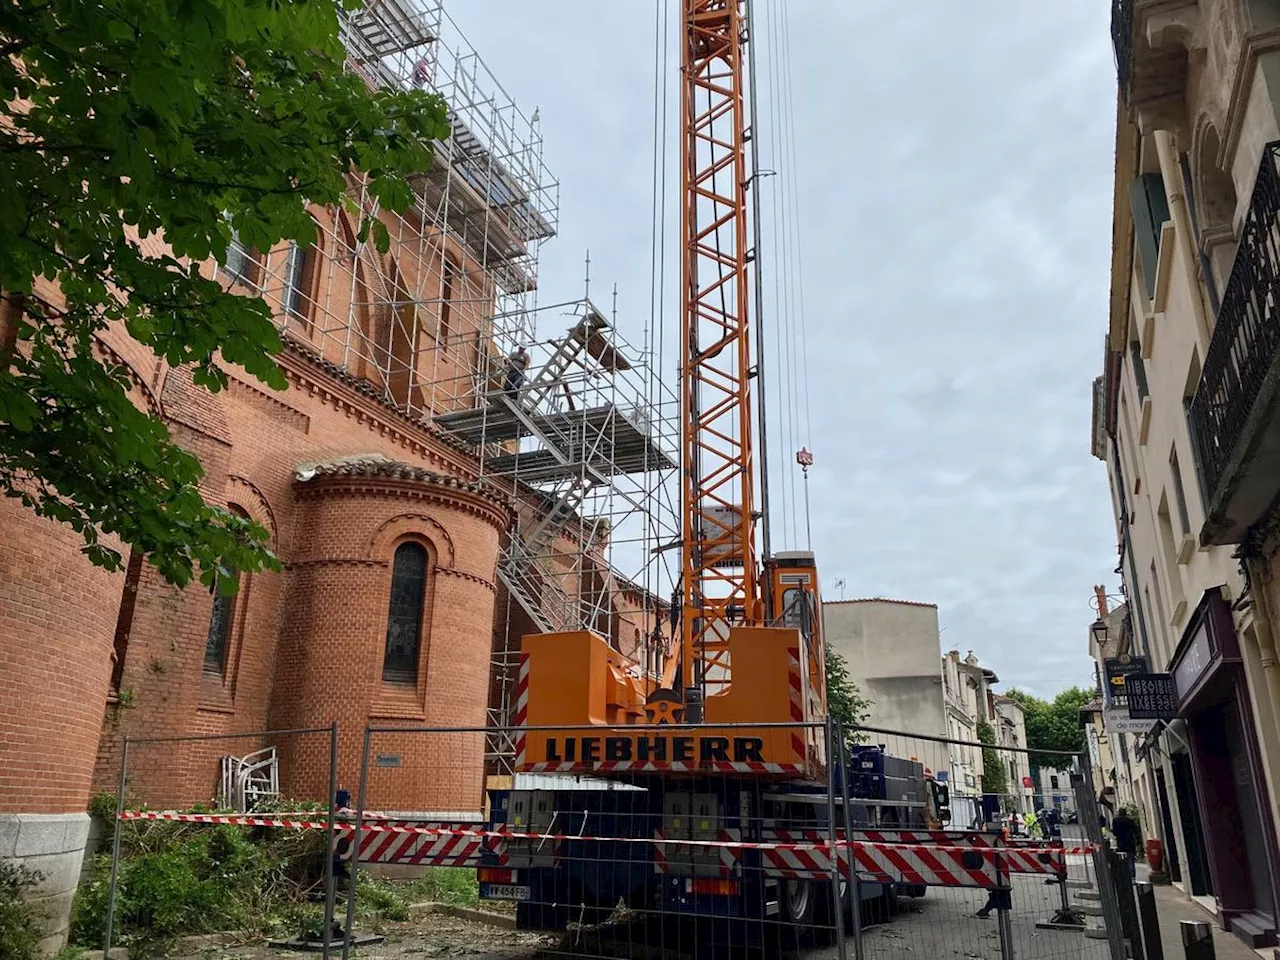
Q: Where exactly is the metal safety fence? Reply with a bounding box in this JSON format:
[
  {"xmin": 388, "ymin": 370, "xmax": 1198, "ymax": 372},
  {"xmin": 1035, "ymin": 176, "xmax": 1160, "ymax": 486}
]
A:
[
  {"xmin": 95, "ymin": 725, "xmax": 342, "ymax": 957},
  {"xmin": 93, "ymin": 721, "xmax": 1128, "ymax": 960}
]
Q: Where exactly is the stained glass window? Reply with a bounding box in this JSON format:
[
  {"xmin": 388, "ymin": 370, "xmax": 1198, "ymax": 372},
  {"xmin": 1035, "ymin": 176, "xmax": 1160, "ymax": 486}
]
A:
[
  {"xmin": 384, "ymin": 542, "xmax": 428, "ymax": 683},
  {"xmin": 204, "ymin": 570, "xmax": 240, "ymax": 675}
]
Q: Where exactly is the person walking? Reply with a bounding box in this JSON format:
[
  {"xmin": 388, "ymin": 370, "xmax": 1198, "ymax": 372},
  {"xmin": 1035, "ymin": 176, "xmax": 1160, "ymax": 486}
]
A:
[
  {"xmin": 975, "ymin": 823, "xmax": 1011, "ymax": 919},
  {"xmin": 1111, "ymin": 808, "xmax": 1140, "ymax": 879}
]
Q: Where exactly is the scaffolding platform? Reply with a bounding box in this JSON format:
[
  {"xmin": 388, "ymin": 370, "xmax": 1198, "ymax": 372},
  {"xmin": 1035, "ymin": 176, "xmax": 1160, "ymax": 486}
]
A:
[
  {"xmin": 435, "ymin": 401, "xmax": 675, "ymax": 479},
  {"xmin": 347, "ymin": 0, "xmax": 437, "ymax": 57}
]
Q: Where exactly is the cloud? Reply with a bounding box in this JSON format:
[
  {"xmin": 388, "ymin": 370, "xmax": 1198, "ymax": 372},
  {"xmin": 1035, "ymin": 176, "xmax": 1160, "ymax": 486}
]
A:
[{"xmin": 446, "ymin": 0, "xmax": 1118, "ymax": 695}]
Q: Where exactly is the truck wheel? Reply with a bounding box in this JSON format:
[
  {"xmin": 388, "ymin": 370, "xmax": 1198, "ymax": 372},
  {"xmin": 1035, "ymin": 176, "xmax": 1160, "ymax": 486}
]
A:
[
  {"xmin": 773, "ymin": 878, "xmax": 817, "ymax": 950},
  {"xmin": 903, "ymin": 883, "xmax": 927, "ymax": 899},
  {"xmin": 781, "ymin": 878, "xmax": 815, "ymax": 925},
  {"xmin": 883, "ymin": 883, "xmax": 899, "ymax": 917},
  {"xmin": 814, "ymin": 877, "xmax": 851, "ymax": 946}
]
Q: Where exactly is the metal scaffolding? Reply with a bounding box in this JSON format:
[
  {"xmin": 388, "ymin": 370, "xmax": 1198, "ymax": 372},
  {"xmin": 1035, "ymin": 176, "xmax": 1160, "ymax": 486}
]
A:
[{"xmin": 238, "ymin": 0, "xmax": 679, "ymax": 769}]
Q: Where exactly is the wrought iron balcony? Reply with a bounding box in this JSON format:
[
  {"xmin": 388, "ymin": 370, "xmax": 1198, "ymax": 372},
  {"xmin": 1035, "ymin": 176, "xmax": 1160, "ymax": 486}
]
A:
[
  {"xmin": 1189, "ymin": 141, "xmax": 1280, "ymax": 545},
  {"xmin": 1111, "ymin": 0, "xmax": 1133, "ymax": 98}
]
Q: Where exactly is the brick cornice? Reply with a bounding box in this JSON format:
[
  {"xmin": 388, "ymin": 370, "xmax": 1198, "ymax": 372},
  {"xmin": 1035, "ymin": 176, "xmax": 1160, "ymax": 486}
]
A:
[
  {"xmin": 275, "ymin": 340, "xmax": 478, "ymax": 478},
  {"xmin": 91, "ymin": 337, "xmax": 160, "ymax": 416},
  {"xmin": 282, "ymin": 556, "xmax": 495, "ymax": 592},
  {"xmin": 285, "ymin": 556, "xmax": 385, "ymax": 569},
  {"xmin": 436, "ymin": 567, "xmax": 497, "ymax": 592},
  {"xmin": 292, "ymin": 475, "xmax": 511, "ymax": 532}
]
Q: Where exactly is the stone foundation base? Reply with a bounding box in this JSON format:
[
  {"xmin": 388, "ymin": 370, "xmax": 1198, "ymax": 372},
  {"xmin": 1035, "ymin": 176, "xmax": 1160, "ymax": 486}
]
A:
[{"xmin": 0, "ymin": 812, "xmax": 91, "ymax": 955}]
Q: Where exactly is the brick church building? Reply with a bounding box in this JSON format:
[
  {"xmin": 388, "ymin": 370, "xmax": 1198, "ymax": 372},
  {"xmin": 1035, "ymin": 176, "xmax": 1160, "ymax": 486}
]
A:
[{"xmin": 0, "ymin": 4, "xmax": 672, "ymax": 950}]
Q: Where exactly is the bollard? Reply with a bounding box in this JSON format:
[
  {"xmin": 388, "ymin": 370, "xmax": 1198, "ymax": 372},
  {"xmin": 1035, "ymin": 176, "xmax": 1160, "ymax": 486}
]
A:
[
  {"xmin": 1181, "ymin": 920, "xmax": 1214, "ymax": 960},
  {"xmin": 1136, "ymin": 882, "xmax": 1164, "ymax": 960}
]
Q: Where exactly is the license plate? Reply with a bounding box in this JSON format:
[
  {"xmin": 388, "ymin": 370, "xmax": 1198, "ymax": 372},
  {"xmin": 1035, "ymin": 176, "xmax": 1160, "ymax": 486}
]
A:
[{"xmin": 481, "ymin": 883, "xmax": 530, "ymax": 901}]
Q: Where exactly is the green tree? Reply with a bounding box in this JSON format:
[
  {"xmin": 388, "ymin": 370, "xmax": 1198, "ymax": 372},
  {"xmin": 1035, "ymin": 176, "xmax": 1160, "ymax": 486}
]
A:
[
  {"xmin": 825, "ymin": 650, "xmax": 873, "ymax": 744},
  {"xmin": 1006, "ymin": 687, "xmax": 1092, "ymax": 770},
  {"xmin": 976, "ymin": 720, "xmax": 1010, "ymax": 807},
  {"xmin": 0, "ymin": 0, "xmax": 449, "ymax": 589}
]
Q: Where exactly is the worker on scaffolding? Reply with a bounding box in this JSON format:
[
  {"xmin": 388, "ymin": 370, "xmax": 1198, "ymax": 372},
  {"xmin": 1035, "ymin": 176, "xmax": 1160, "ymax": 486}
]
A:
[
  {"xmin": 410, "ymin": 58, "xmax": 431, "ymax": 89},
  {"xmin": 504, "ymin": 345, "xmax": 531, "ymax": 402}
]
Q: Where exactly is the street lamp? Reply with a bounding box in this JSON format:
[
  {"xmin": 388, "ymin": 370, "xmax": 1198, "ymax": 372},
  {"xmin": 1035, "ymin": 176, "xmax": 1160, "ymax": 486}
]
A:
[{"xmin": 1091, "ymin": 618, "xmax": 1109, "ymax": 645}]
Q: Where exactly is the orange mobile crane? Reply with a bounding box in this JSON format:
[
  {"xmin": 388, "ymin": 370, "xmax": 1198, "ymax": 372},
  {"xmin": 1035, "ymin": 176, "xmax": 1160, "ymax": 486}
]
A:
[
  {"xmin": 476, "ymin": 1, "xmax": 944, "ymax": 936},
  {"xmin": 514, "ymin": 0, "xmax": 828, "ymax": 776}
]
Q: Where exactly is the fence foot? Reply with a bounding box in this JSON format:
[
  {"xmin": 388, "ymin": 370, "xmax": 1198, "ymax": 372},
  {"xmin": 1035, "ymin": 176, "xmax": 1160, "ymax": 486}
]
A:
[
  {"xmin": 1181, "ymin": 920, "xmax": 1215, "ymax": 960},
  {"xmin": 1049, "ymin": 906, "xmax": 1087, "ymax": 926}
]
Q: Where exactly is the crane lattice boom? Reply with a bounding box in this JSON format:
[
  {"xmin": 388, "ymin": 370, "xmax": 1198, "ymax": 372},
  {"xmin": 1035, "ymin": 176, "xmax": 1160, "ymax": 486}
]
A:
[{"xmin": 680, "ymin": 0, "xmax": 759, "ymax": 703}]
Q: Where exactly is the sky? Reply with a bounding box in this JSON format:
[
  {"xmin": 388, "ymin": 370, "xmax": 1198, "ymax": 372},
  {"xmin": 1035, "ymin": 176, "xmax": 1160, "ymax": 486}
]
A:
[{"xmin": 443, "ymin": 0, "xmax": 1121, "ymax": 697}]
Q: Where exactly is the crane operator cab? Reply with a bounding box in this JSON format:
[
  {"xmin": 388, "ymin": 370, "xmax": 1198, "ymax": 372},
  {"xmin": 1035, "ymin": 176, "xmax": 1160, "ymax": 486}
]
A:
[{"xmin": 767, "ymin": 550, "xmax": 826, "ymax": 701}]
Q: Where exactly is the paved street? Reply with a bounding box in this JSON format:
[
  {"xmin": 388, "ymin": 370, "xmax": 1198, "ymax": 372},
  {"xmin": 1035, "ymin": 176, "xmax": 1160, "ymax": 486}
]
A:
[{"xmin": 807, "ymin": 875, "xmax": 1108, "ymax": 960}]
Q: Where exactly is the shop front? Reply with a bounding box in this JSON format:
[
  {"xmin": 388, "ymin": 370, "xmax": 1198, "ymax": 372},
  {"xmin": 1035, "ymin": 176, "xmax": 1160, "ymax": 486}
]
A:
[{"xmin": 1171, "ymin": 587, "xmax": 1280, "ymax": 947}]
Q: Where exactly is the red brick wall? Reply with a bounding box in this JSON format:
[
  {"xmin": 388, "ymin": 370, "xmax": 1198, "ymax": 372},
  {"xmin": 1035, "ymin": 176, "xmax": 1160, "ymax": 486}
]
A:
[
  {"xmin": 86, "ymin": 356, "xmax": 508, "ymax": 812},
  {"xmin": 0, "ymin": 500, "xmax": 122, "ymax": 813},
  {"xmin": 7, "ymin": 189, "xmax": 529, "ymax": 819},
  {"xmin": 270, "ymin": 473, "xmax": 504, "ymax": 812}
]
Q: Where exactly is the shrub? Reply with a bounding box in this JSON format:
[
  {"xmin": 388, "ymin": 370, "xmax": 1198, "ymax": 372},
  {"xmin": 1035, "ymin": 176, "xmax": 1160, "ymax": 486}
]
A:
[
  {"xmin": 71, "ymin": 815, "xmax": 459, "ymax": 953},
  {"xmin": 354, "ymin": 875, "xmax": 410, "ymax": 924},
  {"xmin": 0, "ymin": 861, "xmax": 45, "ymax": 960},
  {"xmin": 73, "ymin": 826, "xmax": 272, "ymax": 957}
]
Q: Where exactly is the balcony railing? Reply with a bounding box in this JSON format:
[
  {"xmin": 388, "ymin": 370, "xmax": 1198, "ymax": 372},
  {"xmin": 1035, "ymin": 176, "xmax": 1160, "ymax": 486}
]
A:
[
  {"xmin": 1189, "ymin": 142, "xmax": 1280, "ymax": 513},
  {"xmin": 1112, "ymin": 0, "xmax": 1134, "ymax": 98}
]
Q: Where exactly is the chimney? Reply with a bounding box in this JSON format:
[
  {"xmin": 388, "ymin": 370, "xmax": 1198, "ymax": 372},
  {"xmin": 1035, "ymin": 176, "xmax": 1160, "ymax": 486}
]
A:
[{"xmin": 1094, "ymin": 584, "xmax": 1109, "ymax": 618}]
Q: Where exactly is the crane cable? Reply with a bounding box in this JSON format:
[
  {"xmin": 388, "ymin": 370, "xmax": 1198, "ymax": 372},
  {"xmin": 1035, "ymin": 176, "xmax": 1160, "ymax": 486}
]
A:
[
  {"xmin": 762, "ymin": 0, "xmax": 813, "ymax": 551},
  {"xmin": 643, "ymin": 0, "xmax": 674, "ymax": 677},
  {"xmin": 779, "ymin": 0, "xmax": 814, "ymax": 461}
]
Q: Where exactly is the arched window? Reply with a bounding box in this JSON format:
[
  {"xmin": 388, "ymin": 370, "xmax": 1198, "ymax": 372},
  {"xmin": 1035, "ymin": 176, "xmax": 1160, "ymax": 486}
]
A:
[
  {"xmin": 223, "ymin": 224, "xmax": 261, "ymax": 287},
  {"xmin": 439, "ymin": 255, "xmax": 460, "ymax": 351},
  {"xmin": 205, "ymin": 507, "xmax": 247, "ymax": 676},
  {"xmin": 1195, "ymin": 124, "xmax": 1240, "ymax": 292},
  {"xmin": 283, "ymin": 241, "xmax": 316, "ymax": 322},
  {"xmin": 111, "ymin": 550, "xmax": 145, "ymax": 692},
  {"xmin": 385, "ymin": 256, "xmax": 417, "ymax": 409},
  {"xmin": 205, "ymin": 569, "xmax": 241, "ymax": 675},
  {"xmin": 383, "ymin": 542, "xmax": 429, "ymax": 683}
]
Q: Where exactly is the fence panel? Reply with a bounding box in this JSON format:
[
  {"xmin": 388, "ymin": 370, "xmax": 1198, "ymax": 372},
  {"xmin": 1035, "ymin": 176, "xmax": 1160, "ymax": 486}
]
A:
[
  {"xmin": 839, "ymin": 724, "xmax": 1109, "ymax": 960},
  {"xmin": 329, "ymin": 721, "xmax": 844, "ymax": 959},
  {"xmin": 91, "ymin": 721, "xmax": 1118, "ymax": 959},
  {"xmin": 97, "ymin": 725, "xmax": 341, "ymax": 958}
]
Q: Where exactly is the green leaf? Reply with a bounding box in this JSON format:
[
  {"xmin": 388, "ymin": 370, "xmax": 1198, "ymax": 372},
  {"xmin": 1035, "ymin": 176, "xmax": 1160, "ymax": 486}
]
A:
[{"xmin": 0, "ymin": 0, "xmax": 447, "ymax": 588}]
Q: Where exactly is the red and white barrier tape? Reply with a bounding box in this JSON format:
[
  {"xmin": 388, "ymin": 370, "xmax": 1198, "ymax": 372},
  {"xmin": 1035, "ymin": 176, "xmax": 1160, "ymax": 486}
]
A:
[
  {"xmin": 117, "ymin": 810, "xmax": 1094, "ymax": 857},
  {"xmin": 119, "ymin": 811, "xmax": 330, "ymax": 829}
]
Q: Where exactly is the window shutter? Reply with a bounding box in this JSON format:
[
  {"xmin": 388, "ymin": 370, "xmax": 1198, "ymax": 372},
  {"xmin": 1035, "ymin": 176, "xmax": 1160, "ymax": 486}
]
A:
[{"xmin": 1130, "ymin": 173, "xmax": 1171, "ymax": 299}]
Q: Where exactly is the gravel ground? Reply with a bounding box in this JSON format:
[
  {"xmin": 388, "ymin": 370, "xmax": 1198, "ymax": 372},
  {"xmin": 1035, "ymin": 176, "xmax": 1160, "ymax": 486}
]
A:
[
  {"xmin": 169, "ymin": 860, "xmax": 1110, "ymax": 960},
  {"xmin": 171, "ymin": 914, "xmax": 559, "ymax": 960}
]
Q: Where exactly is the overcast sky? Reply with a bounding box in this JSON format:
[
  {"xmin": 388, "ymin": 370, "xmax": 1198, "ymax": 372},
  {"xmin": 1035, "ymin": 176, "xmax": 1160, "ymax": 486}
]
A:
[{"xmin": 445, "ymin": 0, "xmax": 1120, "ymax": 697}]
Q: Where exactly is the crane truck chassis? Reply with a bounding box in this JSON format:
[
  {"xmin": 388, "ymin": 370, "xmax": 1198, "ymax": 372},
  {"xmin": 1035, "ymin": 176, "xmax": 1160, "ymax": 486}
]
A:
[{"xmin": 478, "ymin": 745, "xmax": 954, "ymax": 935}]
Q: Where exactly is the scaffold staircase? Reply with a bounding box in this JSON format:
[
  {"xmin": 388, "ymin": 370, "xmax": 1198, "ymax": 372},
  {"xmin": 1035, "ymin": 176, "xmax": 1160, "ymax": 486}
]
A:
[
  {"xmin": 436, "ymin": 303, "xmax": 672, "ymax": 637},
  {"xmin": 436, "ymin": 304, "xmax": 675, "ymax": 771},
  {"xmin": 521, "ymin": 308, "xmax": 615, "ymax": 409}
]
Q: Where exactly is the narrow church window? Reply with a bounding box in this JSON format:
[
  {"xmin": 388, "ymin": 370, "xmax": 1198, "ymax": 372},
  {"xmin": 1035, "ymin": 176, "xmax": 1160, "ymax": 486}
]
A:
[{"xmin": 384, "ymin": 542, "xmax": 428, "ymax": 683}]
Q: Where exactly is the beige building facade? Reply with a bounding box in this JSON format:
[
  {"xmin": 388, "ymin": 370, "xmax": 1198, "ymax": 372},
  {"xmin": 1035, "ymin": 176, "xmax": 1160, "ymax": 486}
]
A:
[
  {"xmin": 823, "ymin": 599, "xmax": 950, "ymax": 784},
  {"xmin": 821, "ymin": 599, "xmax": 1027, "ymax": 820},
  {"xmin": 993, "ymin": 696, "xmax": 1035, "ymax": 816},
  {"xmin": 1094, "ymin": 0, "xmax": 1280, "ymax": 945}
]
